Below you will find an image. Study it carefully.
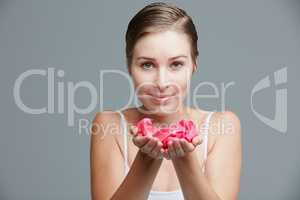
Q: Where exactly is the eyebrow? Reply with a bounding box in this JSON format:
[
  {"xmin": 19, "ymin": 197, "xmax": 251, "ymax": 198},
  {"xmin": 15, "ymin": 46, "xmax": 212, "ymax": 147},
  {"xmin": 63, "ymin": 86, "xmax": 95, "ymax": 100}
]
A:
[{"xmin": 136, "ymin": 55, "xmax": 188, "ymax": 61}]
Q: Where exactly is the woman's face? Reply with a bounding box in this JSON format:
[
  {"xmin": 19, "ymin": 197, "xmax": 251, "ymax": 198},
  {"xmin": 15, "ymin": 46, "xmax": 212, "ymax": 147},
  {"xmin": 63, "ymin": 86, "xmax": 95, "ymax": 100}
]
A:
[{"xmin": 130, "ymin": 30, "xmax": 196, "ymax": 115}]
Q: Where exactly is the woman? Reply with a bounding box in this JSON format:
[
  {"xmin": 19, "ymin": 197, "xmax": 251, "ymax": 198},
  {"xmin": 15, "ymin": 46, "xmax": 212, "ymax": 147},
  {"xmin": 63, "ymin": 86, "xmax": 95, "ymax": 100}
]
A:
[{"xmin": 90, "ymin": 2, "xmax": 242, "ymax": 200}]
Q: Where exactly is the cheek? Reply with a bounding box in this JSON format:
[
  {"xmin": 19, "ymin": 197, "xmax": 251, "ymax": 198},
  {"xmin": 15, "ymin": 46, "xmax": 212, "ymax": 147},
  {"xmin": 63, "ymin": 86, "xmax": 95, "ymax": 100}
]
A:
[
  {"xmin": 131, "ymin": 72, "xmax": 156, "ymax": 92},
  {"xmin": 131, "ymin": 67, "xmax": 152, "ymax": 82},
  {"xmin": 176, "ymin": 81, "xmax": 189, "ymax": 98},
  {"xmin": 131, "ymin": 74, "xmax": 153, "ymax": 96},
  {"xmin": 172, "ymin": 73, "xmax": 191, "ymax": 93},
  {"xmin": 131, "ymin": 70, "xmax": 144, "ymax": 88}
]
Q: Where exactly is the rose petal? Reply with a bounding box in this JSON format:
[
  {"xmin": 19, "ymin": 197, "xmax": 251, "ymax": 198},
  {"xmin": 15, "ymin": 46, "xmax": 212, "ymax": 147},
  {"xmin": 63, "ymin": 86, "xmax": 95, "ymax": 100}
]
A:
[{"xmin": 136, "ymin": 118, "xmax": 198, "ymax": 149}]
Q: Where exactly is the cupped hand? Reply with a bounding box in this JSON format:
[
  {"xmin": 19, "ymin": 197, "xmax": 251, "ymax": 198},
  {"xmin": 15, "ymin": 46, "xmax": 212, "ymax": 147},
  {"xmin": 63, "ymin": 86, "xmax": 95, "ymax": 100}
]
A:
[
  {"xmin": 130, "ymin": 125, "xmax": 164, "ymax": 159},
  {"xmin": 162, "ymin": 135, "xmax": 203, "ymax": 160}
]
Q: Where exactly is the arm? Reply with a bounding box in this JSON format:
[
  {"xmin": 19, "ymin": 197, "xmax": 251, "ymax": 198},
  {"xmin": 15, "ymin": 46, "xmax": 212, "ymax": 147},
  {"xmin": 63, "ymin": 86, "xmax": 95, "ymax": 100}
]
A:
[
  {"xmin": 168, "ymin": 111, "xmax": 242, "ymax": 200},
  {"xmin": 90, "ymin": 112, "xmax": 163, "ymax": 200},
  {"xmin": 111, "ymin": 150, "xmax": 162, "ymax": 200}
]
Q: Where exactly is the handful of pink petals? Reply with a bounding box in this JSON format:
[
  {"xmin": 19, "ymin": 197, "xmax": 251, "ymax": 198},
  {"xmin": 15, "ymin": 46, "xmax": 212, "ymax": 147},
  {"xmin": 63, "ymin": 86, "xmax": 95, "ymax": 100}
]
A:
[{"xmin": 136, "ymin": 118, "xmax": 198, "ymax": 149}]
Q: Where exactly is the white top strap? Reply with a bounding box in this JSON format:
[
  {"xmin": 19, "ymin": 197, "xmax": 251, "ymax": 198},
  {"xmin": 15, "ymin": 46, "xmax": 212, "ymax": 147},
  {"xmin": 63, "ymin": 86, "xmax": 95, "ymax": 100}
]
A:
[
  {"xmin": 116, "ymin": 110, "xmax": 130, "ymax": 175},
  {"xmin": 202, "ymin": 111, "xmax": 214, "ymax": 173}
]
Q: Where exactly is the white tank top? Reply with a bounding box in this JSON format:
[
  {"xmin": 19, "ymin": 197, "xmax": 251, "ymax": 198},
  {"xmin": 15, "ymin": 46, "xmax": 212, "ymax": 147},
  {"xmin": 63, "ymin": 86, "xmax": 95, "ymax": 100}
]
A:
[{"xmin": 116, "ymin": 110, "xmax": 215, "ymax": 200}]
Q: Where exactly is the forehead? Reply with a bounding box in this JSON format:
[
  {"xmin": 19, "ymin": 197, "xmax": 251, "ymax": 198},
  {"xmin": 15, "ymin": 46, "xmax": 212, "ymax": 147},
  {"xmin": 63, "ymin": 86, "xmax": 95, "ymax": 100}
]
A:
[{"xmin": 133, "ymin": 30, "xmax": 191, "ymax": 59}]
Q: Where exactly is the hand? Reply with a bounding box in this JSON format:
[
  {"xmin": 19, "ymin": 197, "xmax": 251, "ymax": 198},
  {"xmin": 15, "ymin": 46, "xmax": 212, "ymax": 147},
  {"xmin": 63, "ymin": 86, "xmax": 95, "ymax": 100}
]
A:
[
  {"xmin": 162, "ymin": 135, "xmax": 203, "ymax": 160},
  {"xmin": 130, "ymin": 125, "xmax": 164, "ymax": 159}
]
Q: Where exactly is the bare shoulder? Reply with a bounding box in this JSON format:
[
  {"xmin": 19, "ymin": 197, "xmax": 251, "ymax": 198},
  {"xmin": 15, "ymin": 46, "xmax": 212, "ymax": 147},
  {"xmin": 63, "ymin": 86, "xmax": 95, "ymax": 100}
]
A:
[
  {"xmin": 91, "ymin": 110, "xmax": 128, "ymax": 156},
  {"xmin": 92, "ymin": 110, "xmax": 120, "ymax": 132},
  {"xmin": 209, "ymin": 110, "xmax": 241, "ymax": 136},
  {"xmin": 92, "ymin": 110, "xmax": 119, "ymax": 126},
  {"xmin": 90, "ymin": 112, "xmax": 124, "ymax": 168},
  {"xmin": 208, "ymin": 110, "xmax": 242, "ymax": 153},
  {"xmin": 91, "ymin": 110, "xmax": 121, "ymax": 138},
  {"xmin": 191, "ymin": 109, "xmax": 241, "ymax": 155}
]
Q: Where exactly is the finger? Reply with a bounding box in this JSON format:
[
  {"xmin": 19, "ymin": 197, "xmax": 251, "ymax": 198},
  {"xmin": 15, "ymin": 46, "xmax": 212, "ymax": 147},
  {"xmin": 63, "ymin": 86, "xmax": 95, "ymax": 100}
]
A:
[
  {"xmin": 162, "ymin": 148, "xmax": 170, "ymax": 160},
  {"xmin": 150, "ymin": 141, "xmax": 163, "ymax": 159},
  {"xmin": 192, "ymin": 136, "xmax": 203, "ymax": 147},
  {"xmin": 180, "ymin": 138, "xmax": 194, "ymax": 152},
  {"xmin": 173, "ymin": 138, "xmax": 185, "ymax": 157},
  {"xmin": 158, "ymin": 148, "xmax": 164, "ymax": 159},
  {"xmin": 167, "ymin": 140, "xmax": 177, "ymax": 159},
  {"xmin": 132, "ymin": 135, "xmax": 149, "ymax": 147},
  {"xmin": 141, "ymin": 137, "xmax": 157, "ymax": 154},
  {"xmin": 130, "ymin": 125, "xmax": 138, "ymax": 136}
]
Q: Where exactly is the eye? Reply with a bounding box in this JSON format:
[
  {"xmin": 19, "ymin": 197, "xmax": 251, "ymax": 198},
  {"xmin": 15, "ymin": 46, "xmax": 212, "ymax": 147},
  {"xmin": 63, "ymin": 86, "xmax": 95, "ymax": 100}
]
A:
[
  {"xmin": 170, "ymin": 61, "xmax": 184, "ymax": 70},
  {"xmin": 141, "ymin": 62, "xmax": 154, "ymax": 70}
]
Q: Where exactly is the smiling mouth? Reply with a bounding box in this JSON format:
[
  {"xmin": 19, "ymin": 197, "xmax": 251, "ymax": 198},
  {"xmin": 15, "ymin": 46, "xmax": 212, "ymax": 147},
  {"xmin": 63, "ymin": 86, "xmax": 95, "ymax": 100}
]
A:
[
  {"xmin": 153, "ymin": 95, "xmax": 171, "ymax": 98},
  {"xmin": 151, "ymin": 92, "xmax": 176, "ymax": 98},
  {"xmin": 150, "ymin": 94, "xmax": 174, "ymax": 104}
]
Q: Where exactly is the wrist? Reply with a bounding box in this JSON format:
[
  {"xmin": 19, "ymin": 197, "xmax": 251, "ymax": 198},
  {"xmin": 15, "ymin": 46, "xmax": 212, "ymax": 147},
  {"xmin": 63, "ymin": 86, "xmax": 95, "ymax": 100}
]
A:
[
  {"xmin": 172, "ymin": 151, "xmax": 196, "ymax": 165},
  {"xmin": 138, "ymin": 150, "xmax": 162, "ymax": 164}
]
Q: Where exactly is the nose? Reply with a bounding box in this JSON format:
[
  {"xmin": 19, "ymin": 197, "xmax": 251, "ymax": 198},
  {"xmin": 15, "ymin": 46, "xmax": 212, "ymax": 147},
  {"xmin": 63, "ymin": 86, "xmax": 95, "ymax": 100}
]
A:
[{"xmin": 155, "ymin": 67, "xmax": 170, "ymax": 91}]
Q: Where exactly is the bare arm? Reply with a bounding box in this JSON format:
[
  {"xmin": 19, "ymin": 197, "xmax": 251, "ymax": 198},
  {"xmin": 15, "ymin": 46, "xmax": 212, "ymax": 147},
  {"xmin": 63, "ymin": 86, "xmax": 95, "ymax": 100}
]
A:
[
  {"xmin": 90, "ymin": 112, "xmax": 163, "ymax": 200},
  {"xmin": 111, "ymin": 150, "xmax": 162, "ymax": 200},
  {"xmin": 166, "ymin": 111, "xmax": 242, "ymax": 200}
]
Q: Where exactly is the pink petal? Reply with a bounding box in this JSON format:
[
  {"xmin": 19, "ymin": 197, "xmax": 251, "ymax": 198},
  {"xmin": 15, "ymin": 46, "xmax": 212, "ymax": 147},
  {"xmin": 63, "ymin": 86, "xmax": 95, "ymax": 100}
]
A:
[{"xmin": 135, "ymin": 118, "xmax": 198, "ymax": 149}]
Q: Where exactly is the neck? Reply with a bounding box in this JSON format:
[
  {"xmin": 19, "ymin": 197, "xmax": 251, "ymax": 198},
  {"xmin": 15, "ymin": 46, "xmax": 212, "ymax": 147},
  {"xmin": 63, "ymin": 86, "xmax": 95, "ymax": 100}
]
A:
[{"xmin": 138, "ymin": 105, "xmax": 190, "ymax": 126}]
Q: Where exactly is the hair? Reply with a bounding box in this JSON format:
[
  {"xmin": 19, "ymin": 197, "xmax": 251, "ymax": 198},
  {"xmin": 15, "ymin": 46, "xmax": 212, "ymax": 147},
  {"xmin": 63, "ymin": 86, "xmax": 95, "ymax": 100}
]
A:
[{"xmin": 125, "ymin": 2, "xmax": 199, "ymax": 73}]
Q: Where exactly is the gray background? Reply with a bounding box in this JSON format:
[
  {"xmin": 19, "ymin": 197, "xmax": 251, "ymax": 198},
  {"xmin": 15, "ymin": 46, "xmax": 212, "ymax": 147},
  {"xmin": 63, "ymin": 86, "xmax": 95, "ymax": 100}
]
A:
[{"xmin": 0, "ymin": 0, "xmax": 299, "ymax": 199}]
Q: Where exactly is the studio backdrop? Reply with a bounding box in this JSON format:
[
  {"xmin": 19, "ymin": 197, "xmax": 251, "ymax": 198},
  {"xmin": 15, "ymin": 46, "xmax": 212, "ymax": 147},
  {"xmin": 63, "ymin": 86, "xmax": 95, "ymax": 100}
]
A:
[{"xmin": 0, "ymin": 0, "xmax": 299, "ymax": 199}]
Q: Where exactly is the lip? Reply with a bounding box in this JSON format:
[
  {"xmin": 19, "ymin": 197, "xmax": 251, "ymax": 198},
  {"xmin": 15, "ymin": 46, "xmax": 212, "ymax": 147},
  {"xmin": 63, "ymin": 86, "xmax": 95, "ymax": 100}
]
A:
[
  {"xmin": 152, "ymin": 93, "xmax": 174, "ymax": 98},
  {"xmin": 151, "ymin": 95, "xmax": 173, "ymax": 104},
  {"xmin": 154, "ymin": 95, "xmax": 170, "ymax": 98}
]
